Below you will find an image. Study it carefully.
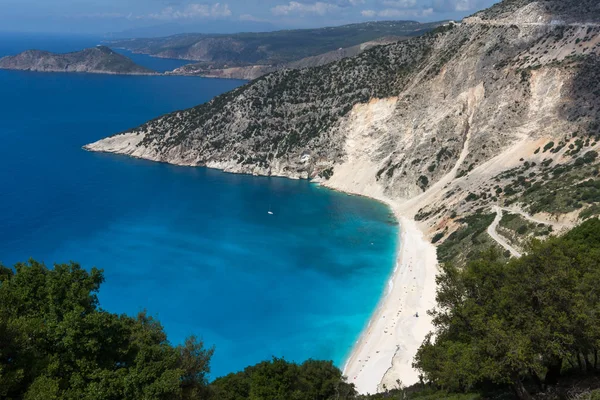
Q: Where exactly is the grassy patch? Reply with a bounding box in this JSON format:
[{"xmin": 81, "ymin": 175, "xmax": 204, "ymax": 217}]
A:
[
  {"xmin": 437, "ymin": 211, "xmax": 502, "ymax": 265},
  {"xmin": 497, "ymin": 212, "xmax": 552, "ymax": 250},
  {"xmin": 497, "ymin": 160, "xmax": 600, "ymax": 215}
]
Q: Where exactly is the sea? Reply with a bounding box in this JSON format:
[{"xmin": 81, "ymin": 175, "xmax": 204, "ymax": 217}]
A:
[{"xmin": 0, "ymin": 32, "xmax": 399, "ymax": 378}]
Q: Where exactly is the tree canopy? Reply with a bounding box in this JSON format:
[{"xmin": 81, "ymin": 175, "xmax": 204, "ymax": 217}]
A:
[
  {"xmin": 211, "ymin": 357, "xmax": 355, "ymax": 400},
  {"xmin": 414, "ymin": 218, "xmax": 600, "ymax": 400},
  {"xmin": 0, "ymin": 260, "xmax": 213, "ymax": 400},
  {"xmin": 0, "ymin": 259, "xmax": 355, "ymax": 400}
]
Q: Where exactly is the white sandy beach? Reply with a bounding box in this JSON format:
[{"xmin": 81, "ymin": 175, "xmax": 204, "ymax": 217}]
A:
[
  {"xmin": 341, "ymin": 207, "xmax": 438, "ymax": 394},
  {"xmin": 315, "ymin": 97, "xmax": 440, "ymax": 395}
]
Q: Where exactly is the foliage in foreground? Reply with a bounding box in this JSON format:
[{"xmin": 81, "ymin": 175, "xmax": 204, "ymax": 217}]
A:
[
  {"xmin": 211, "ymin": 357, "xmax": 355, "ymax": 400},
  {"xmin": 414, "ymin": 218, "xmax": 600, "ymax": 400},
  {"xmin": 0, "ymin": 260, "xmax": 214, "ymax": 400},
  {"xmin": 0, "ymin": 260, "xmax": 356, "ymax": 400}
]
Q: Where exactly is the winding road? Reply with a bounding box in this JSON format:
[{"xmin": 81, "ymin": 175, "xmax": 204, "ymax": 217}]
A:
[
  {"xmin": 487, "ymin": 206, "xmax": 522, "ymax": 258},
  {"xmin": 487, "ymin": 204, "xmax": 570, "ymax": 258}
]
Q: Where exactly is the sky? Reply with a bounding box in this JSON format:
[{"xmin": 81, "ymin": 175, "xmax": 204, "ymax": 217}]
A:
[{"xmin": 0, "ymin": 0, "xmax": 501, "ymax": 35}]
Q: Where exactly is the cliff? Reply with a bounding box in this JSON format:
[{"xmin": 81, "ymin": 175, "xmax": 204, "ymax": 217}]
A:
[{"xmin": 0, "ymin": 46, "xmax": 157, "ymax": 75}]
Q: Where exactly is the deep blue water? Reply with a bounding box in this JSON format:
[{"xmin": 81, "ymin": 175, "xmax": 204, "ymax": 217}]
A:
[
  {"xmin": 114, "ymin": 49, "xmax": 192, "ymax": 73},
  {"xmin": 0, "ymin": 35, "xmax": 398, "ymax": 378},
  {"xmin": 0, "ymin": 32, "xmax": 192, "ymax": 73}
]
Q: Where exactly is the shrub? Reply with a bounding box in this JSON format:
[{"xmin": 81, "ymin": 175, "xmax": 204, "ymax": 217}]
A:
[
  {"xmin": 516, "ymin": 225, "xmax": 528, "ymax": 234},
  {"xmin": 543, "ymin": 141, "xmax": 555, "ymax": 152}
]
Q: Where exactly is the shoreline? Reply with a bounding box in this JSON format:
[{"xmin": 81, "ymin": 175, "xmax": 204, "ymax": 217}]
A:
[{"xmin": 338, "ymin": 200, "xmax": 438, "ymax": 395}]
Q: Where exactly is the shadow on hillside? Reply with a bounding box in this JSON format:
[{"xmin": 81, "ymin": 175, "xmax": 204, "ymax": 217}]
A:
[{"xmin": 561, "ymin": 54, "xmax": 600, "ymax": 139}]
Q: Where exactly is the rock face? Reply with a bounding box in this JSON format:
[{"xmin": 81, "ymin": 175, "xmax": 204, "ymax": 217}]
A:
[
  {"xmin": 87, "ymin": 0, "xmax": 600, "ymax": 237},
  {"xmin": 0, "ymin": 46, "xmax": 157, "ymax": 75},
  {"xmin": 169, "ymin": 37, "xmax": 404, "ymax": 80}
]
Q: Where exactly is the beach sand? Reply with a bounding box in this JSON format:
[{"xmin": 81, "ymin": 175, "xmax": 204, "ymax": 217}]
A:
[{"xmin": 341, "ymin": 205, "xmax": 438, "ymax": 394}]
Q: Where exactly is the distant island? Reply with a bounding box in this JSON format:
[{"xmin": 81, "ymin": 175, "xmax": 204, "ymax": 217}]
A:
[{"xmin": 0, "ymin": 46, "xmax": 157, "ymax": 75}]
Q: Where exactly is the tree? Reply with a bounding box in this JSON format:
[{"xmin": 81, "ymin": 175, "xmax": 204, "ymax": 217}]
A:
[
  {"xmin": 179, "ymin": 336, "xmax": 215, "ymax": 399},
  {"xmin": 414, "ymin": 219, "xmax": 600, "ymax": 400},
  {"xmin": 211, "ymin": 358, "xmax": 356, "ymax": 400}
]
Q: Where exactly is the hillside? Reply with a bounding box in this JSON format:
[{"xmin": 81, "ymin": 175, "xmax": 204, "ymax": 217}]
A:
[
  {"xmin": 0, "ymin": 46, "xmax": 157, "ymax": 75},
  {"xmin": 168, "ymin": 37, "xmax": 404, "ymax": 80},
  {"xmin": 108, "ymin": 20, "xmax": 441, "ymax": 67},
  {"xmin": 86, "ymin": 0, "xmax": 600, "ymax": 392}
]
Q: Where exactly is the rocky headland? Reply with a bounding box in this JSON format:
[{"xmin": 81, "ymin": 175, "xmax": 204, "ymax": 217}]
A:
[{"xmin": 0, "ymin": 46, "xmax": 157, "ymax": 75}]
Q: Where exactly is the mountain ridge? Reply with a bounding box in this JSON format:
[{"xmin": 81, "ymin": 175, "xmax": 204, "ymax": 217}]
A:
[
  {"xmin": 166, "ymin": 36, "xmax": 405, "ymax": 80},
  {"xmin": 108, "ymin": 20, "xmax": 442, "ymax": 68}
]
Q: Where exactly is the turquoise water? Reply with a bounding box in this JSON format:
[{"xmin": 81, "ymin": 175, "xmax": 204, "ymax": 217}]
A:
[{"xmin": 0, "ymin": 34, "xmax": 398, "ymax": 378}]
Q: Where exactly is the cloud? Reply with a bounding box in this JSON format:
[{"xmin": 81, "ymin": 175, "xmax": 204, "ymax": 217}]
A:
[
  {"xmin": 431, "ymin": 0, "xmax": 495, "ymax": 13},
  {"xmin": 271, "ymin": 1, "xmax": 340, "ymax": 16},
  {"xmin": 239, "ymin": 13, "xmax": 262, "ymax": 21},
  {"xmin": 453, "ymin": 0, "xmax": 475, "ymax": 11},
  {"xmin": 69, "ymin": 12, "xmax": 131, "ymax": 19},
  {"xmin": 286, "ymin": 0, "xmax": 363, "ymax": 6},
  {"xmin": 361, "ymin": 9, "xmax": 377, "ymax": 17},
  {"xmin": 146, "ymin": 2, "xmax": 232, "ymax": 19},
  {"xmin": 382, "ymin": 0, "xmax": 417, "ymax": 8},
  {"xmin": 362, "ymin": 6, "xmax": 434, "ymax": 18}
]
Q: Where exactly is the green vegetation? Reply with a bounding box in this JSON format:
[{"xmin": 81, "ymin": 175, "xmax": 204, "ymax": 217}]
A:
[
  {"xmin": 492, "ymin": 138, "xmax": 600, "ymax": 215},
  {"xmin": 414, "ymin": 219, "xmax": 600, "ymax": 400},
  {"xmin": 580, "ymin": 204, "xmax": 600, "ymax": 220},
  {"xmin": 0, "ymin": 260, "xmax": 360, "ymax": 400},
  {"xmin": 319, "ymin": 167, "xmax": 334, "ymax": 180},
  {"xmin": 0, "ymin": 47, "xmax": 156, "ymax": 75},
  {"xmin": 475, "ymin": 0, "xmax": 600, "ymax": 21},
  {"xmin": 211, "ymin": 358, "xmax": 355, "ymax": 400},
  {"xmin": 497, "ymin": 212, "xmax": 552, "ymax": 250},
  {"xmin": 0, "ymin": 260, "xmax": 213, "ymax": 400},
  {"xmin": 437, "ymin": 211, "xmax": 501, "ymax": 265},
  {"xmin": 504, "ymin": 162, "xmax": 600, "ymax": 215},
  {"xmin": 134, "ymin": 34, "xmax": 436, "ymax": 162}
]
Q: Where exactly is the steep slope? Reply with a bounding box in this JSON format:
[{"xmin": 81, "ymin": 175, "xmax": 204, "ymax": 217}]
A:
[
  {"xmin": 0, "ymin": 46, "xmax": 157, "ymax": 75},
  {"xmin": 87, "ymin": 0, "xmax": 600, "ymax": 393},
  {"xmin": 168, "ymin": 37, "xmax": 404, "ymax": 80},
  {"xmin": 85, "ymin": 34, "xmax": 434, "ymax": 178}
]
